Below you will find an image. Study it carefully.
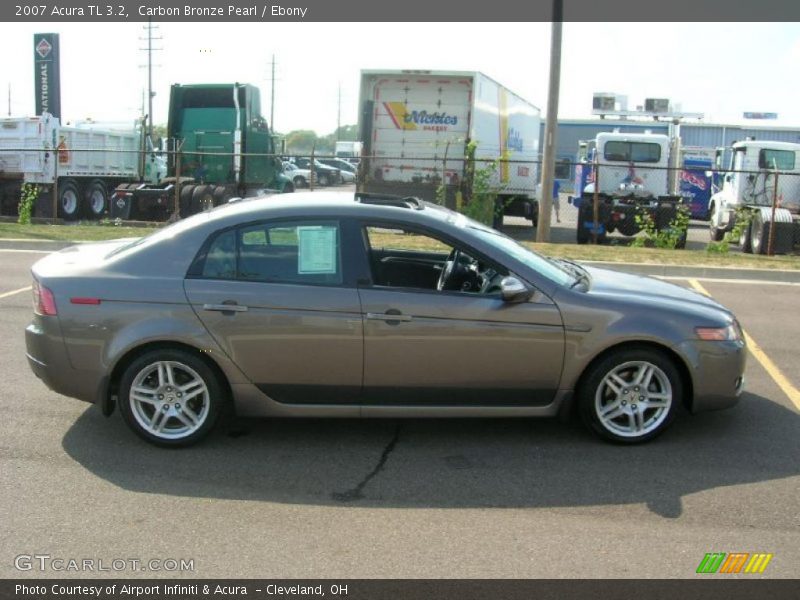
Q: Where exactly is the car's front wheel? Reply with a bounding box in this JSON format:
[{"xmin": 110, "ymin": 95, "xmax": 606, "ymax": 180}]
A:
[
  {"xmin": 118, "ymin": 349, "xmax": 223, "ymax": 447},
  {"xmin": 579, "ymin": 347, "xmax": 681, "ymax": 443}
]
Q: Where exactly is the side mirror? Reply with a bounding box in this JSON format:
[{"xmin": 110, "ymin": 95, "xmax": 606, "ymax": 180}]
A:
[{"xmin": 500, "ymin": 276, "xmax": 532, "ymax": 303}]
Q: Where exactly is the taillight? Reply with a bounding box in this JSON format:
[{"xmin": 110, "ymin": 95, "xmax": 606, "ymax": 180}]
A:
[{"xmin": 32, "ymin": 279, "xmax": 57, "ymax": 316}]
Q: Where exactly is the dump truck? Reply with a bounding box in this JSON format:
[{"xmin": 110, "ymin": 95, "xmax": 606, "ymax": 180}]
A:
[
  {"xmin": 357, "ymin": 70, "xmax": 541, "ymax": 227},
  {"xmin": 111, "ymin": 83, "xmax": 292, "ymax": 221},
  {"xmin": 0, "ymin": 113, "xmax": 164, "ymax": 220},
  {"xmin": 709, "ymin": 140, "xmax": 800, "ymax": 254}
]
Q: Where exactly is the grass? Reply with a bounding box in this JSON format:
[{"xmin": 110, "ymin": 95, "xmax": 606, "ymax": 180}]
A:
[
  {"xmin": 0, "ymin": 222, "xmax": 160, "ymax": 242},
  {"xmin": 2, "ymin": 221, "xmax": 800, "ymax": 271}
]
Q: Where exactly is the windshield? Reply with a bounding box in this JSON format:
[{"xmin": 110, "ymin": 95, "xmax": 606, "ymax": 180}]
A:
[{"xmin": 468, "ymin": 226, "xmax": 576, "ymax": 287}]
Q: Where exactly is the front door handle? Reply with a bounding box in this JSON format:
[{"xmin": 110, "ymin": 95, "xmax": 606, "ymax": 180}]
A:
[
  {"xmin": 203, "ymin": 302, "xmax": 248, "ymax": 313},
  {"xmin": 366, "ymin": 311, "xmax": 412, "ymax": 323}
]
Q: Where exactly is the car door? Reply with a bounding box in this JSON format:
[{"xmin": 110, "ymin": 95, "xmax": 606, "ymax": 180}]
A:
[
  {"xmin": 184, "ymin": 219, "xmax": 363, "ymax": 404},
  {"xmin": 356, "ymin": 223, "xmax": 565, "ymax": 407}
]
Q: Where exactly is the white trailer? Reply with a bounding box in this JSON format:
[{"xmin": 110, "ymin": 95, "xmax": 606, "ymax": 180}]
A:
[
  {"xmin": 334, "ymin": 141, "xmax": 363, "ymax": 161},
  {"xmin": 709, "ymin": 140, "xmax": 800, "ymax": 254},
  {"xmin": 357, "ymin": 70, "xmax": 541, "ymax": 227},
  {"xmin": 0, "ymin": 113, "xmax": 164, "ymax": 220}
]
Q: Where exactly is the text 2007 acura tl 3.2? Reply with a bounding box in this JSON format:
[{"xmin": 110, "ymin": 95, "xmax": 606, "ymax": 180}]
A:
[{"xmin": 25, "ymin": 192, "xmax": 745, "ymax": 447}]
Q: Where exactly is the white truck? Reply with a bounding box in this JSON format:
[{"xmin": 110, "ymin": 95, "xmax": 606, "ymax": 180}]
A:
[
  {"xmin": 357, "ymin": 69, "xmax": 541, "ymax": 227},
  {"xmin": 571, "ymin": 131, "xmax": 689, "ymax": 245},
  {"xmin": 0, "ymin": 113, "xmax": 164, "ymax": 221},
  {"xmin": 334, "ymin": 140, "xmax": 363, "ymax": 162},
  {"xmin": 708, "ymin": 140, "xmax": 800, "ymax": 254}
]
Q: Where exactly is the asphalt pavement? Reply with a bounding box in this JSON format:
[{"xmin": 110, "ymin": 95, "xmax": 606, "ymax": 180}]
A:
[{"xmin": 0, "ymin": 249, "xmax": 798, "ymax": 579}]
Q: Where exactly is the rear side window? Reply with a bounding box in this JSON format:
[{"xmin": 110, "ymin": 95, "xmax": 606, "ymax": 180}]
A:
[
  {"xmin": 199, "ymin": 221, "xmax": 342, "ymax": 286},
  {"xmin": 603, "ymin": 141, "xmax": 661, "ymax": 163}
]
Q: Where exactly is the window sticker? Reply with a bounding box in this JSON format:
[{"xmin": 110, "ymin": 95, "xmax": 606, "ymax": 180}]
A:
[{"xmin": 297, "ymin": 226, "xmax": 338, "ymax": 274}]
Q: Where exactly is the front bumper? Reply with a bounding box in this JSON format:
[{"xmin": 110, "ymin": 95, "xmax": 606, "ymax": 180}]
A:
[{"xmin": 675, "ymin": 338, "xmax": 747, "ymax": 412}]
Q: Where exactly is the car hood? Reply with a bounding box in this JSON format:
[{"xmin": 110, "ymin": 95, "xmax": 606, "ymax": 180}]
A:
[{"xmin": 582, "ymin": 265, "xmax": 731, "ymax": 315}]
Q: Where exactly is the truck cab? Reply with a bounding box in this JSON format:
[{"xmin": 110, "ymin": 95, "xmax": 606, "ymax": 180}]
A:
[
  {"xmin": 708, "ymin": 140, "xmax": 800, "ymax": 241},
  {"xmin": 168, "ymin": 83, "xmax": 290, "ymax": 195},
  {"xmin": 586, "ymin": 132, "xmax": 671, "ymax": 199}
]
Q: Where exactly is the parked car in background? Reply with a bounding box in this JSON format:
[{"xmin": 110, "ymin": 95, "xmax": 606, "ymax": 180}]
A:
[
  {"xmin": 319, "ymin": 159, "xmax": 356, "ymax": 184},
  {"xmin": 288, "ymin": 157, "xmax": 341, "ymax": 186},
  {"xmin": 319, "ymin": 158, "xmax": 357, "ymax": 183},
  {"xmin": 282, "ymin": 161, "xmax": 313, "ymax": 188},
  {"xmin": 26, "ymin": 191, "xmax": 745, "ymax": 447}
]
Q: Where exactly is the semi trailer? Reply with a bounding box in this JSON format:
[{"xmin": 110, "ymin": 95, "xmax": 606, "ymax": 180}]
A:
[{"xmin": 357, "ymin": 70, "xmax": 541, "ymax": 227}]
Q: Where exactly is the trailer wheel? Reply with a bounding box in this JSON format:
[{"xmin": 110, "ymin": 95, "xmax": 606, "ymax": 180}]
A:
[
  {"xmin": 83, "ymin": 179, "xmax": 108, "ymax": 220},
  {"xmin": 58, "ymin": 179, "xmax": 81, "ymax": 221},
  {"xmin": 751, "ymin": 211, "xmax": 769, "ymax": 255}
]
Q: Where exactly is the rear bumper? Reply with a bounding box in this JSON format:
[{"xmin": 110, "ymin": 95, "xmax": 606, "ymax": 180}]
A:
[
  {"xmin": 675, "ymin": 339, "xmax": 747, "ymax": 412},
  {"xmin": 25, "ymin": 319, "xmax": 99, "ymax": 404}
]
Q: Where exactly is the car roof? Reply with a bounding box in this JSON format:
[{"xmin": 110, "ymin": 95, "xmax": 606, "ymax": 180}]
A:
[{"xmin": 187, "ymin": 191, "xmax": 462, "ymax": 231}]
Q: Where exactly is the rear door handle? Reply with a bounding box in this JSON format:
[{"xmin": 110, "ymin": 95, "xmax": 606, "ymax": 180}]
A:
[
  {"xmin": 203, "ymin": 303, "xmax": 248, "ymax": 313},
  {"xmin": 366, "ymin": 311, "xmax": 412, "ymax": 323}
]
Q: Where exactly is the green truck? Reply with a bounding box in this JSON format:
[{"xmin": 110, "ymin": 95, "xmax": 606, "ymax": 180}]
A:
[{"xmin": 111, "ymin": 83, "xmax": 292, "ymax": 220}]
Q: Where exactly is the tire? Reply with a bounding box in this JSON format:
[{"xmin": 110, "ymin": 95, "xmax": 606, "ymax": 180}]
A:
[
  {"xmin": 191, "ymin": 184, "xmax": 215, "ymax": 213},
  {"xmin": 318, "ymin": 173, "xmax": 330, "ymax": 187},
  {"xmin": 293, "ymin": 176, "xmax": 307, "ymax": 188},
  {"xmin": 751, "ymin": 211, "xmax": 769, "ymax": 255},
  {"xmin": 675, "ymin": 227, "xmax": 688, "ymax": 249},
  {"xmin": 576, "ymin": 218, "xmax": 589, "ymax": 244},
  {"xmin": 709, "ymin": 205, "xmax": 724, "ymax": 241},
  {"xmin": 83, "ymin": 179, "xmax": 108, "ymax": 219},
  {"xmin": 212, "ymin": 185, "xmax": 228, "ymax": 206},
  {"xmin": 57, "ymin": 179, "xmax": 81, "ymax": 221},
  {"xmin": 179, "ymin": 184, "xmax": 194, "ymax": 218},
  {"xmin": 118, "ymin": 349, "xmax": 224, "ymax": 448},
  {"xmin": 282, "ymin": 182, "xmax": 294, "ymax": 193},
  {"xmin": 578, "ymin": 347, "xmax": 681, "ymax": 444},
  {"xmin": 739, "ymin": 219, "xmax": 753, "ymax": 253}
]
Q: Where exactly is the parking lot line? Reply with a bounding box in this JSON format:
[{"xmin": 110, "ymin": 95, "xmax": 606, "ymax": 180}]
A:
[
  {"xmin": 0, "ymin": 286, "xmax": 31, "ymax": 299},
  {"xmin": 688, "ymin": 278, "xmax": 800, "ymax": 412},
  {"xmin": 661, "ymin": 276, "xmax": 800, "ymax": 287}
]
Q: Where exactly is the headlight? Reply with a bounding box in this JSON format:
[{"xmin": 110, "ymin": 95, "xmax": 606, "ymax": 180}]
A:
[{"xmin": 695, "ymin": 322, "xmax": 741, "ymax": 341}]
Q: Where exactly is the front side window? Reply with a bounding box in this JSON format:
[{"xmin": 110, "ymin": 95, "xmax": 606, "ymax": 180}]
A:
[
  {"xmin": 363, "ymin": 224, "xmax": 506, "ymax": 294},
  {"xmin": 603, "ymin": 141, "xmax": 661, "ymax": 163},
  {"xmin": 201, "ymin": 221, "xmax": 342, "ymax": 285}
]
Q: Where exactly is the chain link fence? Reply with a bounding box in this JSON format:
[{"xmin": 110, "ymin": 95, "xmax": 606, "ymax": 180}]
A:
[{"xmin": 2, "ymin": 145, "xmax": 799, "ymax": 255}]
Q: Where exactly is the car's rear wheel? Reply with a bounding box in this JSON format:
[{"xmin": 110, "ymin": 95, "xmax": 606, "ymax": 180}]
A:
[
  {"xmin": 293, "ymin": 176, "xmax": 307, "ymax": 188},
  {"xmin": 579, "ymin": 347, "xmax": 681, "ymax": 443},
  {"xmin": 119, "ymin": 349, "xmax": 223, "ymax": 447}
]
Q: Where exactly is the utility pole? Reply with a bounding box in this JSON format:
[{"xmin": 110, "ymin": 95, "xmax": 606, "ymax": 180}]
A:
[
  {"xmin": 270, "ymin": 54, "xmax": 276, "ymax": 132},
  {"xmin": 139, "ymin": 19, "xmax": 162, "ymax": 139},
  {"xmin": 7, "ymin": 83, "xmax": 10, "ymax": 117},
  {"xmin": 536, "ymin": 0, "xmax": 563, "ymax": 243},
  {"xmin": 336, "ymin": 82, "xmax": 341, "ymax": 143}
]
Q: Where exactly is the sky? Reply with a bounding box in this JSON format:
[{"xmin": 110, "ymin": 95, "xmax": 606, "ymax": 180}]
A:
[{"xmin": 1, "ymin": 22, "xmax": 799, "ymax": 133}]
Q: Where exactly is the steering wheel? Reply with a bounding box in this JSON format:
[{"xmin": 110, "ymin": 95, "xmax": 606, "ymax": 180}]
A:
[{"xmin": 437, "ymin": 248, "xmax": 463, "ymax": 291}]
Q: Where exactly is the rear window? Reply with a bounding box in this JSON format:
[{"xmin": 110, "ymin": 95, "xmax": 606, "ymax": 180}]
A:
[{"xmin": 603, "ymin": 141, "xmax": 661, "ymax": 163}]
